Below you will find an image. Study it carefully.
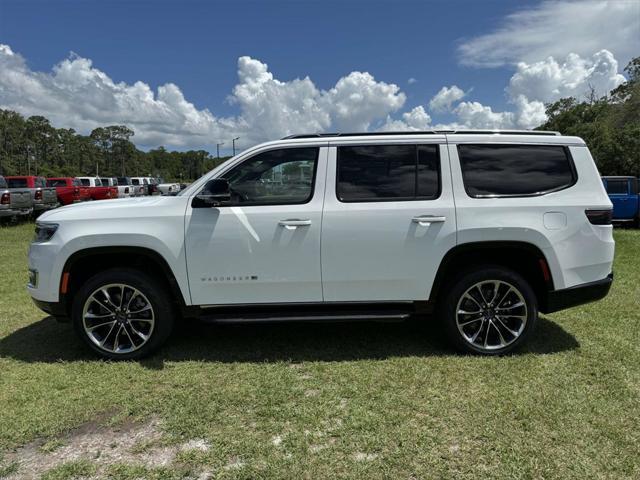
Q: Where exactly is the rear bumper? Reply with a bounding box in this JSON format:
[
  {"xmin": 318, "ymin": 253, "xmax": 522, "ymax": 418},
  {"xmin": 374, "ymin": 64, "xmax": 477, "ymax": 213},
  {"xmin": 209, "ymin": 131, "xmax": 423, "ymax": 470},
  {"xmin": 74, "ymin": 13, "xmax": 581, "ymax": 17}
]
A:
[{"xmin": 541, "ymin": 273, "xmax": 613, "ymax": 313}]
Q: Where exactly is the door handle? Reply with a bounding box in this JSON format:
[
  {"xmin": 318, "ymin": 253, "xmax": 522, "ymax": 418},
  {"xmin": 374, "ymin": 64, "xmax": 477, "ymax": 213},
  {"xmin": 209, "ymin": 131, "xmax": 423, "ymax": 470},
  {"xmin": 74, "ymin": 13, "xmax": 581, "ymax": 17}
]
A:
[
  {"xmin": 279, "ymin": 219, "xmax": 312, "ymax": 229},
  {"xmin": 412, "ymin": 215, "xmax": 446, "ymax": 226}
]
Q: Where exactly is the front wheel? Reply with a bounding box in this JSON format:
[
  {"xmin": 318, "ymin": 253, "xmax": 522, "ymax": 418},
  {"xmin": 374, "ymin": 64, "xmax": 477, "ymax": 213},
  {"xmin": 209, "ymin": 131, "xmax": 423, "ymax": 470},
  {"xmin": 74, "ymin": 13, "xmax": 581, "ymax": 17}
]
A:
[
  {"xmin": 438, "ymin": 266, "xmax": 538, "ymax": 355},
  {"xmin": 72, "ymin": 268, "xmax": 174, "ymax": 360}
]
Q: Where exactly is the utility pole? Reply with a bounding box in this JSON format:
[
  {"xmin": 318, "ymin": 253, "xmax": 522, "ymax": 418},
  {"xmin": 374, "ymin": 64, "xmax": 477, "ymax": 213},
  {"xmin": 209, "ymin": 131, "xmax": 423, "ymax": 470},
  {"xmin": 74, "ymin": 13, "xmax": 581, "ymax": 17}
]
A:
[
  {"xmin": 216, "ymin": 142, "xmax": 224, "ymax": 159},
  {"xmin": 232, "ymin": 137, "xmax": 239, "ymax": 156}
]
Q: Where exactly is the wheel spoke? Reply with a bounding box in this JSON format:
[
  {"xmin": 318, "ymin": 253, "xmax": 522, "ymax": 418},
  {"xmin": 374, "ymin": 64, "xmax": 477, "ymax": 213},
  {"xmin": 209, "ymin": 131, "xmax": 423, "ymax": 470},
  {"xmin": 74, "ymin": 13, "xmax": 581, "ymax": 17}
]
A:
[
  {"xmin": 463, "ymin": 293, "xmax": 482, "ymax": 310},
  {"xmin": 495, "ymin": 316, "xmax": 520, "ymax": 337},
  {"xmin": 91, "ymin": 296, "xmax": 114, "ymax": 315},
  {"xmin": 496, "ymin": 301, "xmax": 525, "ymax": 311},
  {"xmin": 122, "ymin": 323, "xmax": 136, "ymax": 348},
  {"xmin": 469, "ymin": 319, "xmax": 485, "ymax": 343},
  {"xmin": 489, "ymin": 281, "xmax": 501, "ymax": 306},
  {"xmin": 128, "ymin": 304, "xmax": 152, "ymax": 315},
  {"xmin": 125, "ymin": 289, "xmax": 140, "ymax": 311},
  {"xmin": 99, "ymin": 321, "xmax": 118, "ymax": 348},
  {"xmin": 87, "ymin": 320, "xmax": 116, "ymax": 332},
  {"xmin": 85, "ymin": 312, "xmax": 114, "ymax": 320},
  {"xmin": 128, "ymin": 323, "xmax": 149, "ymax": 341},
  {"xmin": 492, "ymin": 320, "xmax": 508, "ymax": 346},
  {"xmin": 459, "ymin": 316, "xmax": 483, "ymax": 327}
]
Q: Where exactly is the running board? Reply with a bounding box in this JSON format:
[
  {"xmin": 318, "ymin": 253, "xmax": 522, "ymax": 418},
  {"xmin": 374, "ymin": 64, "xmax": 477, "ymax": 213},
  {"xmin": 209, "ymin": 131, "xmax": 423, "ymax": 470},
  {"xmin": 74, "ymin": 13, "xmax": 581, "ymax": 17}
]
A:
[{"xmin": 196, "ymin": 303, "xmax": 416, "ymax": 324}]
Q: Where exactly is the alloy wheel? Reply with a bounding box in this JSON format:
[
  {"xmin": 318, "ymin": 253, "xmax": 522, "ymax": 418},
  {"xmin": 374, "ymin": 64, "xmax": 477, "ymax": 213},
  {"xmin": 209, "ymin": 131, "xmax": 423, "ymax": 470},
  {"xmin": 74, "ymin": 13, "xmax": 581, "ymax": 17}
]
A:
[
  {"xmin": 82, "ymin": 283, "xmax": 155, "ymax": 354},
  {"xmin": 455, "ymin": 279, "xmax": 528, "ymax": 351}
]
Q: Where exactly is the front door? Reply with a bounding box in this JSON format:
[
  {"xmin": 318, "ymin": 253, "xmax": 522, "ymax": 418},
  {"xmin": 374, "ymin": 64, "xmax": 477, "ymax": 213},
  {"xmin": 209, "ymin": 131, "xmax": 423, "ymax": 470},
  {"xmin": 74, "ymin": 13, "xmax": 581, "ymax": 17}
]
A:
[
  {"xmin": 321, "ymin": 141, "xmax": 456, "ymax": 302},
  {"xmin": 185, "ymin": 145, "xmax": 326, "ymax": 305}
]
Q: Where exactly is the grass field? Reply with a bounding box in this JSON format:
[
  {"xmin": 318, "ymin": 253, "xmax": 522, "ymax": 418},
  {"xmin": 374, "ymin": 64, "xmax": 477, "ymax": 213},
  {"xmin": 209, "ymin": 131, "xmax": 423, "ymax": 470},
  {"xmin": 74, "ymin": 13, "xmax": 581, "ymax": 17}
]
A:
[{"xmin": 0, "ymin": 221, "xmax": 639, "ymax": 479}]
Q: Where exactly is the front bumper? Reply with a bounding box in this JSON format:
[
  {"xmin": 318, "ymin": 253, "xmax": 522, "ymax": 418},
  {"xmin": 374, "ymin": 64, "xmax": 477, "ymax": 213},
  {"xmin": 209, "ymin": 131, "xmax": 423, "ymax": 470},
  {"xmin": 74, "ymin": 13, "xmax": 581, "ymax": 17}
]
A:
[
  {"xmin": 32, "ymin": 297, "xmax": 69, "ymax": 320},
  {"xmin": 541, "ymin": 273, "xmax": 613, "ymax": 313}
]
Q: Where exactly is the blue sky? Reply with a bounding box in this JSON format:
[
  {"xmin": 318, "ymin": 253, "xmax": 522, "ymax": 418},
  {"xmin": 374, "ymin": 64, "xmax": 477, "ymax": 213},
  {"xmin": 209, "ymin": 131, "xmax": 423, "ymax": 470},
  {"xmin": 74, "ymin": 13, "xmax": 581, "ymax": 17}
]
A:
[{"xmin": 0, "ymin": 0, "xmax": 638, "ymax": 152}]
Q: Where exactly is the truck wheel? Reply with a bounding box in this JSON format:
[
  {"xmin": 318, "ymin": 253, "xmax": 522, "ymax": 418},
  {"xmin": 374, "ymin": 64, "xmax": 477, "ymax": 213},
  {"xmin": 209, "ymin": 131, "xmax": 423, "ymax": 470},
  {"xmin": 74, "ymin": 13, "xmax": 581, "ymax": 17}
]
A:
[
  {"xmin": 438, "ymin": 266, "xmax": 538, "ymax": 355},
  {"xmin": 71, "ymin": 268, "xmax": 174, "ymax": 360}
]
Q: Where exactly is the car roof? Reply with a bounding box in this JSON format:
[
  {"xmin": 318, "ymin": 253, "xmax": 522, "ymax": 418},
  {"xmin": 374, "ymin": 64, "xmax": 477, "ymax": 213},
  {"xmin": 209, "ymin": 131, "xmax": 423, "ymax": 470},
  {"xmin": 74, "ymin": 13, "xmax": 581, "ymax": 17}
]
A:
[
  {"xmin": 602, "ymin": 176, "xmax": 636, "ymax": 179},
  {"xmin": 259, "ymin": 130, "xmax": 586, "ymax": 148}
]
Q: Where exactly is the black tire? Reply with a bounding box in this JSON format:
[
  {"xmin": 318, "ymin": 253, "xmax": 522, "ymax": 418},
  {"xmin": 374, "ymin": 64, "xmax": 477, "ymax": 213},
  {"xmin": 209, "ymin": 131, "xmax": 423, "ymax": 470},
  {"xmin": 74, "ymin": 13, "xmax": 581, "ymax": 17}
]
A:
[
  {"xmin": 437, "ymin": 265, "xmax": 538, "ymax": 355},
  {"xmin": 72, "ymin": 268, "xmax": 175, "ymax": 360}
]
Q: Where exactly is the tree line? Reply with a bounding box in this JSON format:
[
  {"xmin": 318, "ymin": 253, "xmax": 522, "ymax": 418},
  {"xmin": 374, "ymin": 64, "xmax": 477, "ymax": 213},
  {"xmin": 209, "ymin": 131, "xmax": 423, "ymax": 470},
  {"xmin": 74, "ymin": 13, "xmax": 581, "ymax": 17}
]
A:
[
  {"xmin": 538, "ymin": 56, "xmax": 639, "ymax": 177},
  {"xmin": 0, "ymin": 114, "xmax": 229, "ymax": 181},
  {"xmin": 0, "ymin": 57, "xmax": 638, "ymax": 181}
]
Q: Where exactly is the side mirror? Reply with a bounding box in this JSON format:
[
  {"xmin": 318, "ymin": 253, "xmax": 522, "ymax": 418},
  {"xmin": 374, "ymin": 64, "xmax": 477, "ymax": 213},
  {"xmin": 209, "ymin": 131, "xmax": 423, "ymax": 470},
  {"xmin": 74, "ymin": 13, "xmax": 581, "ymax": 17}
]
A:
[{"xmin": 192, "ymin": 178, "xmax": 231, "ymax": 208}]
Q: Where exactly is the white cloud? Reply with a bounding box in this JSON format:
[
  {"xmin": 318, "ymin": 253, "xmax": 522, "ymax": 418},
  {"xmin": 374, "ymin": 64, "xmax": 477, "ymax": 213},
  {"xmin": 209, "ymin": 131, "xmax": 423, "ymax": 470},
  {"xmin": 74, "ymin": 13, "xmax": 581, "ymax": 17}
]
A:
[
  {"xmin": 458, "ymin": 0, "xmax": 640, "ymax": 68},
  {"xmin": 379, "ymin": 106, "xmax": 432, "ymax": 131},
  {"xmin": 0, "ymin": 46, "xmax": 406, "ymax": 149},
  {"xmin": 429, "ymin": 85, "xmax": 467, "ymax": 112},
  {"xmin": 0, "ymin": 43, "xmax": 630, "ymax": 148},
  {"xmin": 407, "ymin": 77, "xmax": 418, "ymax": 85},
  {"xmin": 507, "ymin": 50, "xmax": 626, "ymax": 103},
  {"xmin": 453, "ymin": 102, "xmax": 514, "ymax": 129}
]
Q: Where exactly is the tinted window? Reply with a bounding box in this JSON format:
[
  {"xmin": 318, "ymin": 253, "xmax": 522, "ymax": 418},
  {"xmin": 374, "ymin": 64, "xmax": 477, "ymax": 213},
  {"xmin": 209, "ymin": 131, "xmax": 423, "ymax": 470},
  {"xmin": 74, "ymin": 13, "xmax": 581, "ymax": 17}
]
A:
[
  {"xmin": 46, "ymin": 179, "xmax": 67, "ymax": 187},
  {"xmin": 337, "ymin": 144, "xmax": 440, "ymax": 202},
  {"xmin": 223, "ymin": 147, "xmax": 318, "ymax": 205},
  {"xmin": 7, "ymin": 178, "xmax": 28, "ymax": 188},
  {"xmin": 79, "ymin": 179, "xmax": 91, "ymax": 186},
  {"xmin": 117, "ymin": 177, "xmax": 130, "ymax": 185},
  {"xmin": 458, "ymin": 144, "xmax": 575, "ymax": 197},
  {"xmin": 0, "ymin": 177, "xmax": 6, "ymax": 189},
  {"xmin": 605, "ymin": 179, "xmax": 629, "ymax": 194},
  {"xmin": 131, "ymin": 179, "xmax": 140, "ymax": 185}
]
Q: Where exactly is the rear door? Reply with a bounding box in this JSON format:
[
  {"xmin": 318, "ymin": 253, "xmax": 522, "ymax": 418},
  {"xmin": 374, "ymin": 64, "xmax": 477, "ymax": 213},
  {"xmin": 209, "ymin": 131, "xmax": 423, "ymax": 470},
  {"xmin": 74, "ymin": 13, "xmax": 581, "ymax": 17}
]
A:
[{"xmin": 321, "ymin": 139, "xmax": 456, "ymax": 302}]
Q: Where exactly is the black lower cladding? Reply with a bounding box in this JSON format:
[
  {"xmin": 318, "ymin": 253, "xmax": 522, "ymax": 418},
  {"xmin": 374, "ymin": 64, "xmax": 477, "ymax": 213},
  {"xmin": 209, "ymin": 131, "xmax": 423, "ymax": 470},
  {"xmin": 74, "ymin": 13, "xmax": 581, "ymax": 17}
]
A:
[
  {"xmin": 32, "ymin": 297, "xmax": 69, "ymax": 320},
  {"xmin": 542, "ymin": 273, "xmax": 613, "ymax": 313}
]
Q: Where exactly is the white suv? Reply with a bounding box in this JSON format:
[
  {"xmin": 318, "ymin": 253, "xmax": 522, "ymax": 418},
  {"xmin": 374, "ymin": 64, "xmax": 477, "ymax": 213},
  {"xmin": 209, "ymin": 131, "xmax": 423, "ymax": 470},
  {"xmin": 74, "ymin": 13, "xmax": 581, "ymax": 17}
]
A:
[{"xmin": 27, "ymin": 131, "xmax": 614, "ymax": 359}]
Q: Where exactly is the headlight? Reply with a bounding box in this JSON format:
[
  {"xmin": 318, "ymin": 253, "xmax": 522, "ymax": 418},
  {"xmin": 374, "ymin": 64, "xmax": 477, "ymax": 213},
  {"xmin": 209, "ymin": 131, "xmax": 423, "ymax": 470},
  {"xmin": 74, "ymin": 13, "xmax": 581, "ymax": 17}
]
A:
[{"xmin": 33, "ymin": 222, "xmax": 59, "ymax": 243}]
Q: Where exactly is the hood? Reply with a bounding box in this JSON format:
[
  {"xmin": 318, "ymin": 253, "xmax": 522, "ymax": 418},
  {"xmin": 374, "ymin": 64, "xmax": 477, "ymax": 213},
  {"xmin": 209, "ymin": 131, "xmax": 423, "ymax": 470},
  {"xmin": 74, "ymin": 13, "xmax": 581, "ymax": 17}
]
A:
[{"xmin": 38, "ymin": 195, "xmax": 189, "ymax": 222}]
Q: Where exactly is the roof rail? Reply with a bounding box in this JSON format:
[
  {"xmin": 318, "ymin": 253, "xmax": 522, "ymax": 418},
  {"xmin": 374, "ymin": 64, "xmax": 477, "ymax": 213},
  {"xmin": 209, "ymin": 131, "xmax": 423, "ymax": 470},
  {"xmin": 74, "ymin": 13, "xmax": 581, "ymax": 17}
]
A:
[{"xmin": 281, "ymin": 130, "xmax": 561, "ymax": 139}]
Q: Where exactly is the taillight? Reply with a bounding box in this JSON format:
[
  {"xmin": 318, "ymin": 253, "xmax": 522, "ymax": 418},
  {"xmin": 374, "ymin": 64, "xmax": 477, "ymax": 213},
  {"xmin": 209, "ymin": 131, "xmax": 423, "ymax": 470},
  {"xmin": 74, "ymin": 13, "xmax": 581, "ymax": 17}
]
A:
[
  {"xmin": 35, "ymin": 190, "xmax": 42, "ymax": 200},
  {"xmin": 74, "ymin": 187, "xmax": 79, "ymax": 195},
  {"xmin": 585, "ymin": 209, "xmax": 612, "ymax": 225},
  {"xmin": 1, "ymin": 192, "xmax": 9, "ymax": 205}
]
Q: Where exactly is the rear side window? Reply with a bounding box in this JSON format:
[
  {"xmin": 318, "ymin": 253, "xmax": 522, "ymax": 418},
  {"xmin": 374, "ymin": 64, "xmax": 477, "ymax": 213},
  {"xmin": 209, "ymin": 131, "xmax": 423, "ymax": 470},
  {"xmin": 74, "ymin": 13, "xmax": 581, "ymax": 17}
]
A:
[
  {"xmin": 0, "ymin": 177, "xmax": 7, "ymax": 189},
  {"xmin": 79, "ymin": 179, "xmax": 90, "ymax": 186},
  {"xmin": 605, "ymin": 179, "xmax": 629, "ymax": 194},
  {"xmin": 72, "ymin": 179, "xmax": 81, "ymax": 187},
  {"xmin": 458, "ymin": 144, "xmax": 576, "ymax": 197},
  {"xmin": 337, "ymin": 144, "xmax": 441, "ymax": 202},
  {"xmin": 47, "ymin": 179, "xmax": 67, "ymax": 187}
]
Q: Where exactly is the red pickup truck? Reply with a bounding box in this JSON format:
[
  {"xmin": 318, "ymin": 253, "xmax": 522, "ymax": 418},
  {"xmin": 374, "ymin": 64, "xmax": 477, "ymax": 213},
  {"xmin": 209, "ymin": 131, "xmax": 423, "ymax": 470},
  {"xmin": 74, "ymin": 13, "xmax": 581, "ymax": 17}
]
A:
[
  {"xmin": 76, "ymin": 177, "xmax": 117, "ymax": 200},
  {"xmin": 46, "ymin": 177, "xmax": 91, "ymax": 205}
]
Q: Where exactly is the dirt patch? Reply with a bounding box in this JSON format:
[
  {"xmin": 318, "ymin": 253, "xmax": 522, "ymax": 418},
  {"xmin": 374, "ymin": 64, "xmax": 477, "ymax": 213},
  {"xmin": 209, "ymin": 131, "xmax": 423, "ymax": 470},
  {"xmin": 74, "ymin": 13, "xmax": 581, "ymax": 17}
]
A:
[{"xmin": 1, "ymin": 417, "xmax": 211, "ymax": 479}]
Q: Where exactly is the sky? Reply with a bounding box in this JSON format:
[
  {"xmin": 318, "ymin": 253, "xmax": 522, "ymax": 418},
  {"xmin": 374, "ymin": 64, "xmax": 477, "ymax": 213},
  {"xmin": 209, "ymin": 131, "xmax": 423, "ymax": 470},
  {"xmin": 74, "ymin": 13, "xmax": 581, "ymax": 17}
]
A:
[{"xmin": 0, "ymin": 0, "xmax": 638, "ymax": 154}]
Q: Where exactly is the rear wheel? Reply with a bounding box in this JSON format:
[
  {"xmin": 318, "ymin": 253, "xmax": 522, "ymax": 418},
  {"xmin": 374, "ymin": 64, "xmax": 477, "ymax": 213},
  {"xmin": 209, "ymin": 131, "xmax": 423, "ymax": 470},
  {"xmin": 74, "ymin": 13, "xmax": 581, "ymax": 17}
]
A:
[
  {"xmin": 438, "ymin": 266, "xmax": 538, "ymax": 355},
  {"xmin": 72, "ymin": 268, "xmax": 174, "ymax": 360}
]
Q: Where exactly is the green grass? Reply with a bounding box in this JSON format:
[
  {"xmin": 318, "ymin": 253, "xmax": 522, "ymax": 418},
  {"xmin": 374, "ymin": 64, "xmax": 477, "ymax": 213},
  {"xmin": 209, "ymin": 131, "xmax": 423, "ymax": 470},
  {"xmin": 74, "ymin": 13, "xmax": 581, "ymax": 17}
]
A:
[{"xmin": 0, "ymin": 221, "xmax": 639, "ymax": 479}]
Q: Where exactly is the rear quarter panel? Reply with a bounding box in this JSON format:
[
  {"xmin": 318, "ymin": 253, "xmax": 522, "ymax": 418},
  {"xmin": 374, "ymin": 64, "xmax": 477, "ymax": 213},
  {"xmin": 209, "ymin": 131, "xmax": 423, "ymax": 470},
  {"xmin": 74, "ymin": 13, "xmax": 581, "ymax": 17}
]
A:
[{"xmin": 448, "ymin": 140, "xmax": 614, "ymax": 289}]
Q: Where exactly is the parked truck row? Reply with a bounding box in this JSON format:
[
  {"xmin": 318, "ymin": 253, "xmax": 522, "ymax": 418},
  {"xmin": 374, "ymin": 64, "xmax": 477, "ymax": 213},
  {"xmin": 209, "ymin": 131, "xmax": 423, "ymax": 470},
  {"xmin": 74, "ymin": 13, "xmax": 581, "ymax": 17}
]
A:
[{"xmin": 0, "ymin": 175, "xmax": 183, "ymax": 221}]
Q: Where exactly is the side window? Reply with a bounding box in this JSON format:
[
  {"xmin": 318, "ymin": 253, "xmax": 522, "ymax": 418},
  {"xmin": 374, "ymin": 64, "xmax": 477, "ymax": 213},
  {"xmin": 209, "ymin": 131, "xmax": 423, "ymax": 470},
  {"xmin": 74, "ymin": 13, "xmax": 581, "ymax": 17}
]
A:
[
  {"xmin": 458, "ymin": 144, "xmax": 576, "ymax": 197},
  {"xmin": 605, "ymin": 179, "xmax": 629, "ymax": 195},
  {"xmin": 337, "ymin": 144, "xmax": 441, "ymax": 202},
  {"xmin": 79, "ymin": 179, "xmax": 90, "ymax": 186},
  {"xmin": 222, "ymin": 147, "xmax": 319, "ymax": 205}
]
